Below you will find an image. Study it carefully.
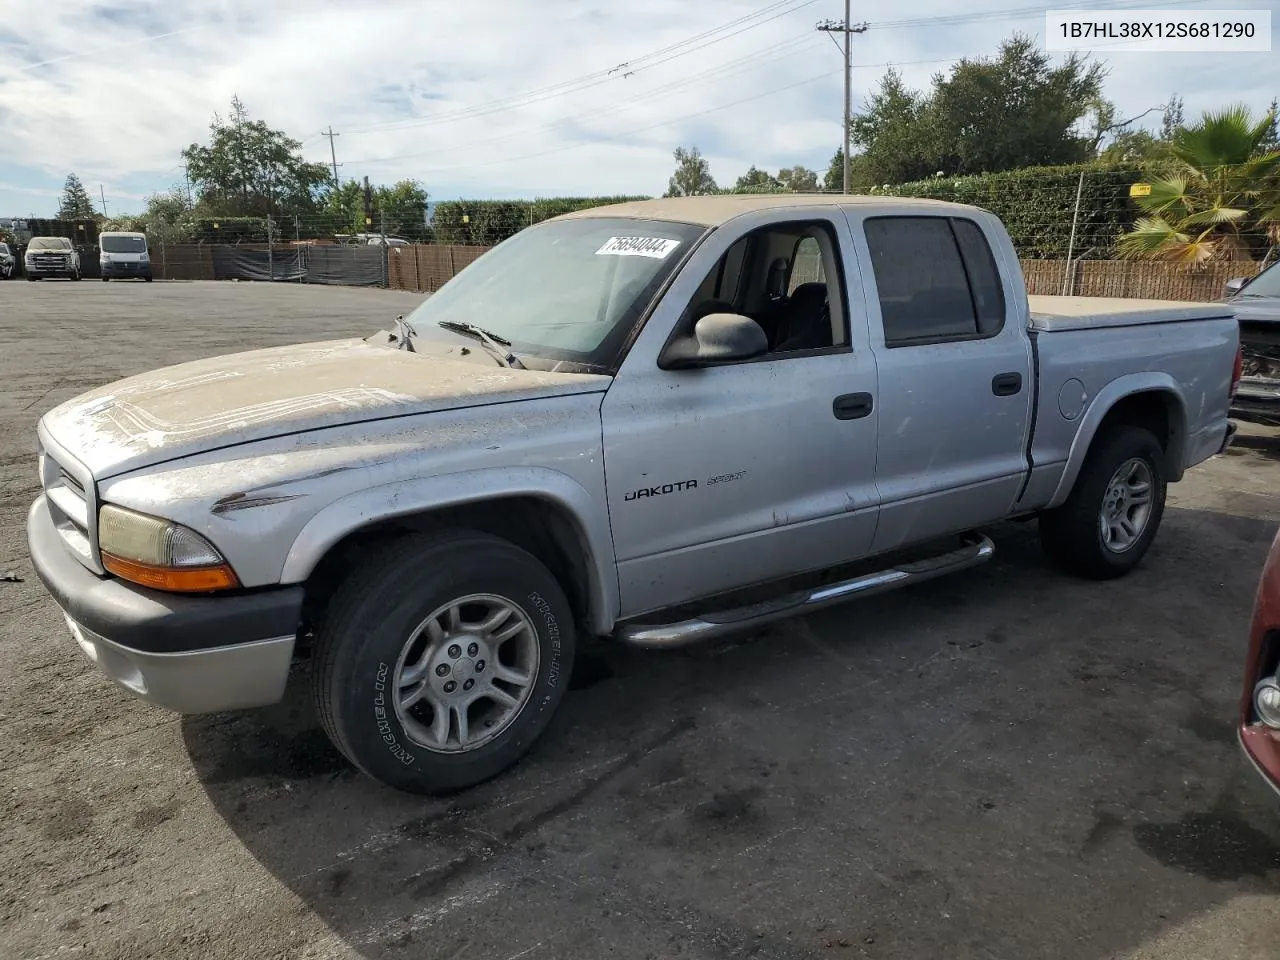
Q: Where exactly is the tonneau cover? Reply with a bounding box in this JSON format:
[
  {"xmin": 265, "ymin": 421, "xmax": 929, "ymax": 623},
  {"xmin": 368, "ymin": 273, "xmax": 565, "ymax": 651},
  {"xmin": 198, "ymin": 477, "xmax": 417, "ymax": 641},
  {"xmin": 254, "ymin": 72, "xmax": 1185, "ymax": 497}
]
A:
[{"xmin": 1028, "ymin": 295, "xmax": 1233, "ymax": 332}]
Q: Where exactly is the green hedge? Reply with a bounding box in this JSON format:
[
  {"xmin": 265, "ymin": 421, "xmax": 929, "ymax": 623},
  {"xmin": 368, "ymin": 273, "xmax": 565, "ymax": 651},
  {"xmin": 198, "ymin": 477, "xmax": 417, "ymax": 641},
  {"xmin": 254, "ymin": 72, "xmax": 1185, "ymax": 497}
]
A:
[
  {"xmin": 432, "ymin": 196, "xmax": 651, "ymax": 245},
  {"xmin": 877, "ymin": 163, "xmax": 1153, "ymax": 258}
]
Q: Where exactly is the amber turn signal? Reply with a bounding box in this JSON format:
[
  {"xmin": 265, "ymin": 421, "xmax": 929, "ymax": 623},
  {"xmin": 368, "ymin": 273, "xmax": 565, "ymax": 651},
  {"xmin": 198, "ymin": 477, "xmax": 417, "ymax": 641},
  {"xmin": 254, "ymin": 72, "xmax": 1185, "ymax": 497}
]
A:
[{"xmin": 102, "ymin": 552, "xmax": 240, "ymax": 593}]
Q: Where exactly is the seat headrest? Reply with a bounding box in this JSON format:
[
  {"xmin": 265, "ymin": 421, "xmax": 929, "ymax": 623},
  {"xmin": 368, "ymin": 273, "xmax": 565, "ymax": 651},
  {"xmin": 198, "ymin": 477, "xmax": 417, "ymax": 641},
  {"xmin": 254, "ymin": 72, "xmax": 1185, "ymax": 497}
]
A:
[{"xmin": 789, "ymin": 282, "xmax": 828, "ymax": 309}]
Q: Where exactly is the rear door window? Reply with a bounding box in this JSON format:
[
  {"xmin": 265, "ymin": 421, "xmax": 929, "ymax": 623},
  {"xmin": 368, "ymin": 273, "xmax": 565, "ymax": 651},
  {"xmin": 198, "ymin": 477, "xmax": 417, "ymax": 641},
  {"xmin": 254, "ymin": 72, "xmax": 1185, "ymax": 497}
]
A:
[{"xmin": 863, "ymin": 216, "xmax": 1006, "ymax": 346}]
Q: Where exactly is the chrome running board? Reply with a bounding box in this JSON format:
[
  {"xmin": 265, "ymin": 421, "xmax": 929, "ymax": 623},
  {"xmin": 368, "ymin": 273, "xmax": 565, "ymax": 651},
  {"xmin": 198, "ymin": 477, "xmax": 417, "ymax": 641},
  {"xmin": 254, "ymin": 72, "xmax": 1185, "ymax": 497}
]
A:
[{"xmin": 614, "ymin": 533, "xmax": 995, "ymax": 649}]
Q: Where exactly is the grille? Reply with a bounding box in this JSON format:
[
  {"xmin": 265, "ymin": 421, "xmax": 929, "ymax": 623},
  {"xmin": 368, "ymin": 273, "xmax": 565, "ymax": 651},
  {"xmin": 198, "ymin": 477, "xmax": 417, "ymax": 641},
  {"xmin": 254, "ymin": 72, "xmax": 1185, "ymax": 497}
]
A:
[{"xmin": 39, "ymin": 440, "xmax": 101, "ymax": 574}]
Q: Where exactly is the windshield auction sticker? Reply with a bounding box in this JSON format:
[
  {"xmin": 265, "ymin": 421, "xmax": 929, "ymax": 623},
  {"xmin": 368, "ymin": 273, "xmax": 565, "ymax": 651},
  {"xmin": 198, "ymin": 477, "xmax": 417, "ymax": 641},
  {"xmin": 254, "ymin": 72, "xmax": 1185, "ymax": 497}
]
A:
[{"xmin": 595, "ymin": 237, "xmax": 682, "ymax": 259}]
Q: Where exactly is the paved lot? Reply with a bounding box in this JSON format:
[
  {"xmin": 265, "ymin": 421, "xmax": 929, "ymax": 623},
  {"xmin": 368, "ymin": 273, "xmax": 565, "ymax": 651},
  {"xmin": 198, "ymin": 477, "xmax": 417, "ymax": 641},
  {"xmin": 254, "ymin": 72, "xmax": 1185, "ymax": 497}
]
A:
[{"xmin": 1, "ymin": 280, "xmax": 1279, "ymax": 960}]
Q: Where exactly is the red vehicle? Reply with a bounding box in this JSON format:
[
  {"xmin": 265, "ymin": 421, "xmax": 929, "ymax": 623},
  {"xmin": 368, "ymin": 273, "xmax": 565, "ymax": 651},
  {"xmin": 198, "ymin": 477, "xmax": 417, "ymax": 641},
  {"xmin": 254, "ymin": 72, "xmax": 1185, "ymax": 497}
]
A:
[{"xmin": 1240, "ymin": 524, "xmax": 1280, "ymax": 797}]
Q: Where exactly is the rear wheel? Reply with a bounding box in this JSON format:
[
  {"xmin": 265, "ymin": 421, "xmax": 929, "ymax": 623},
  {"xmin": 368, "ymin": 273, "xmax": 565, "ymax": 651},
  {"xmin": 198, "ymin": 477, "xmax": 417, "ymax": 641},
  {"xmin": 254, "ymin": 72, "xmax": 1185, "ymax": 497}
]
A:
[
  {"xmin": 311, "ymin": 530, "xmax": 576, "ymax": 794},
  {"xmin": 1039, "ymin": 425, "xmax": 1167, "ymax": 580}
]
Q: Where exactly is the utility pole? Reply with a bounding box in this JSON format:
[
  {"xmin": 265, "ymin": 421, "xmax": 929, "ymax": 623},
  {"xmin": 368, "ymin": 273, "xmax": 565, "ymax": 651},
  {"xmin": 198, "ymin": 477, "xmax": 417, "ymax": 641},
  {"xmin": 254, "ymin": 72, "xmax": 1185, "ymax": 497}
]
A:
[
  {"xmin": 321, "ymin": 126, "xmax": 342, "ymax": 187},
  {"xmin": 99, "ymin": 184, "xmax": 109, "ymax": 219},
  {"xmin": 817, "ymin": 6, "xmax": 868, "ymax": 195}
]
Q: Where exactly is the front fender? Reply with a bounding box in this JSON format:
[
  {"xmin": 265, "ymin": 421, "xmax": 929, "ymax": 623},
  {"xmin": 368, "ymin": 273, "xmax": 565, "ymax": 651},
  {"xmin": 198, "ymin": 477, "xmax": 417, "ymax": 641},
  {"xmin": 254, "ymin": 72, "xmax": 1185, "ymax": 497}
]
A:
[
  {"xmin": 1046, "ymin": 372, "xmax": 1188, "ymax": 509},
  {"xmin": 279, "ymin": 466, "xmax": 620, "ymax": 635}
]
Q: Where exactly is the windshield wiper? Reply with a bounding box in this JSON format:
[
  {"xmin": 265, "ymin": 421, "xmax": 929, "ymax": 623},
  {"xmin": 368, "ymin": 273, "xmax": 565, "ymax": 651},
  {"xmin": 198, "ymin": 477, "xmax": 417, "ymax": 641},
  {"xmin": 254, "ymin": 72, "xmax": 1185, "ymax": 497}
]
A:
[{"xmin": 437, "ymin": 321, "xmax": 525, "ymax": 369}]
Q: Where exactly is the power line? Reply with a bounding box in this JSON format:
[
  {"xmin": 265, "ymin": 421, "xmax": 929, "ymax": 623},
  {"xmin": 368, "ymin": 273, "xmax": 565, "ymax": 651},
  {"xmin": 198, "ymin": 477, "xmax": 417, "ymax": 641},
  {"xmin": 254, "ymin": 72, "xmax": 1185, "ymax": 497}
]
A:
[
  {"xmin": 342, "ymin": 32, "xmax": 822, "ymax": 167},
  {"xmin": 435, "ymin": 66, "xmax": 845, "ymax": 179},
  {"xmin": 331, "ymin": 0, "xmax": 822, "ymax": 139}
]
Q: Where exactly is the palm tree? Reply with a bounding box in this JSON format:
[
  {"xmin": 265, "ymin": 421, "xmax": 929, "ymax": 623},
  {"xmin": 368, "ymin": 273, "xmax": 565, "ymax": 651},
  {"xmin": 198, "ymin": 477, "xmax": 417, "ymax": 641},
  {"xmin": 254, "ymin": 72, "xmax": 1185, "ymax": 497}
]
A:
[{"xmin": 1118, "ymin": 105, "xmax": 1280, "ymax": 263}]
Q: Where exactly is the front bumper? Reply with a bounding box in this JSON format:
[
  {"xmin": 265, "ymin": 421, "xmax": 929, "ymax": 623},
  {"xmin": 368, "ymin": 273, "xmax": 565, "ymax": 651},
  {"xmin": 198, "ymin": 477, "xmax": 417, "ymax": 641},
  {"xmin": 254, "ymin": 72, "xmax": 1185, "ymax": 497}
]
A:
[
  {"xmin": 1239, "ymin": 726, "xmax": 1280, "ymax": 800},
  {"xmin": 101, "ymin": 261, "xmax": 151, "ymax": 278},
  {"xmin": 27, "ymin": 495, "xmax": 304, "ymax": 714},
  {"xmin": 1232, "ymin": 380, "xmax": 1280, "ymax": 425}
]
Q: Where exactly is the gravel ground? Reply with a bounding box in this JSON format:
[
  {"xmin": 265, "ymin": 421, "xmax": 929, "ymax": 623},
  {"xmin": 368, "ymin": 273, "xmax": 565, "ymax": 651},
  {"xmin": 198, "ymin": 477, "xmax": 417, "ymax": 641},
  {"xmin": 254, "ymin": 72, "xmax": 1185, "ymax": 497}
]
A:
[{"xmin": 1, "ymin": 280, "xmax": 1279, "ymax": 960}]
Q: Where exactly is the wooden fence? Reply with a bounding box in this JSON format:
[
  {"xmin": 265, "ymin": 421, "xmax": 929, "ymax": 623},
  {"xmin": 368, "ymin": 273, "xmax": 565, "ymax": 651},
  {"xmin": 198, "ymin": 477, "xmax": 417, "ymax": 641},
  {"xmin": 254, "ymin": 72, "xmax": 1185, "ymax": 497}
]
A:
[
  {"xmin": 150, "ymin": 241, "xmax": 1265, "ymax": 303},
  {"xmin": 1022, "ymin": 259, "xmax": 1260, "ymax": 301}
]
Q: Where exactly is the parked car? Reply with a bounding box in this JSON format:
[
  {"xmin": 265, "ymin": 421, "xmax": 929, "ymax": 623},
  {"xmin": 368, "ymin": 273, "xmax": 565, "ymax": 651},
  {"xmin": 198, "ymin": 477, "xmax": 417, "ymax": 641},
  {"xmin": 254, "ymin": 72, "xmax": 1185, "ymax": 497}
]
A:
[
  {"xmin": 1223, "ymin": 261, "xmax": 1280, "ymax": 425},
  {"xmin": 1239, "ymin": 525, "xmax": 1280, "ymax": 797},
  {"xmin": 99, "ymin": 231, "xmax": 152, "ymax": 282},
  {"xmin": 0, "ymin": 241, "xmax": 14, "ymax": 279},
  {"xmin": 26, "ymin": 195, "xmax": 1241, "ymax": 794},
  {"xmin": 24, "ymin": 236, "xmax": 80, "ymax": 281}
]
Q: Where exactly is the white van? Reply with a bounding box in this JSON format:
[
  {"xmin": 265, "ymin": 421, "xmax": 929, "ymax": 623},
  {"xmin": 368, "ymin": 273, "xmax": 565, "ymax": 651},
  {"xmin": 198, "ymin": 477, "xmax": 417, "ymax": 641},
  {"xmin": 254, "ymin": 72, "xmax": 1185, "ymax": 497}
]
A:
[{"xmin": 99, "ymin": 231, "xmax": 151, "ymax": 281}]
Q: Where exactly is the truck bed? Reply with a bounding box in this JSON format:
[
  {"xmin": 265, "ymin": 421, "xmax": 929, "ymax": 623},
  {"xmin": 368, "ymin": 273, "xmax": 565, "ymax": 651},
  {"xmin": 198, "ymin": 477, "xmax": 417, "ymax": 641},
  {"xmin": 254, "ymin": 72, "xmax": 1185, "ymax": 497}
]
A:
[{"xmin": 1028, "ymin": 295, "xmax": 1233, "ymax": 332}]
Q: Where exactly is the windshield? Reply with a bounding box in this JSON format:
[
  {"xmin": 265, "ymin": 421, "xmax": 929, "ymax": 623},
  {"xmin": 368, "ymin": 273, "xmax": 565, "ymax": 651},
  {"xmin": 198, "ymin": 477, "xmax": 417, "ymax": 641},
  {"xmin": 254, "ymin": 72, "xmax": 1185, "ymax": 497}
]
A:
[
  {"xmin": 403, "ymin": 217, "xmax": 705, "ymax": 371},
  {"xmin": 101, "ymin": 236, "xmax": 147, "ymax": 253},
  {"xmin": 1241, "ymin": 261, "xmax": 1280, "ymax": 298},
  {"xmin": 29, "ymin": 238, "xmax": 71, "ymax": 251}
]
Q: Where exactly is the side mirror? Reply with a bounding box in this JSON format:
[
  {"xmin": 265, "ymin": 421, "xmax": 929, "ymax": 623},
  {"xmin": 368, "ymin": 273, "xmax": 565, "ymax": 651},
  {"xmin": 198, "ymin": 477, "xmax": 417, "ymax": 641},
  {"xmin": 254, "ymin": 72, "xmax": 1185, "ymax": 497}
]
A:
[
  {"xmin": 1224, "ymin": 277, "xmax": 1249, "ymax": 298},
  {"xmin": 662, "ymin": 312, "xmax": 769, "ymax": 369}
]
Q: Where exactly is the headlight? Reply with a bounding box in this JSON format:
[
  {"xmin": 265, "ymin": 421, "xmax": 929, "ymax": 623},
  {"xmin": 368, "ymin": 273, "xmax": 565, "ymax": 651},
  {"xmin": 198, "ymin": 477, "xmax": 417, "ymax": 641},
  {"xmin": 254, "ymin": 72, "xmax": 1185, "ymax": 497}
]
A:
[
  {"xmin": 101, "ymin": 254, "xmax": 112, "ymax": 262},
  {"xmin": 98, "ymin": 504, "xmax": 239, "ymax": 592},
  {"xmin": 140, "ymin": 252, "xmax": 149, "ymax": 261}
]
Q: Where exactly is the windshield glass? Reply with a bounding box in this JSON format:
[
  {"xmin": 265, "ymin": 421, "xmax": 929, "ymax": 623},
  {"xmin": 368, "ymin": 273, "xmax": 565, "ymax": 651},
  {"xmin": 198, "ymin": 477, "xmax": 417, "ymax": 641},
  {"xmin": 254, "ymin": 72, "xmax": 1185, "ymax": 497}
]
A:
[
  {"xmin": 1241, "ymin": 261, "xmax": 1280, "ymax": 298},
  {"xmin": 101, "ymin": 236, "xmax": 147, "ymax": 253},
  {"xmin": 29, "ymin": 238, "xmax": 71, "ymax": 251},
  {"xmin": 403, "ymin": 217, "xmax": 705, "ymax": 371}
]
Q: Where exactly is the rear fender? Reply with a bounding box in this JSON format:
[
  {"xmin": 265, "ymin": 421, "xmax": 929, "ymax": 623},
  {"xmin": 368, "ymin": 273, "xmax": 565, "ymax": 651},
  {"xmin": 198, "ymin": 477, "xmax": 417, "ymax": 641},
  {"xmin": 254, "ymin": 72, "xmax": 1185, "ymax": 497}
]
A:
[
  {"xmin": 1046, "ymin": 373, "xmax": 1188, "ymax": 509},
  {"xmin": 280, "ymin": 466, "xmax": 620, "ymax": 635}
]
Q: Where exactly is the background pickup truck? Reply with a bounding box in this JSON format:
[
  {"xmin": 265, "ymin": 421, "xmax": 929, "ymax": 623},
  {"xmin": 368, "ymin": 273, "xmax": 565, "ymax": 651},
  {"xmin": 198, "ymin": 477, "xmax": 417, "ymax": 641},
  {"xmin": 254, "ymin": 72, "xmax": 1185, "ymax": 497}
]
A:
[
  {"xmin": 1224, "ymin": 258, "xmax": 1280, "ymax": 424},
  {"xmin": 26, "ymin": 195, "xmax": 1240, "ymax": 794},
  {"xmin": 24, "ymin": 236, "xmax": 81, "ymax": 281}
]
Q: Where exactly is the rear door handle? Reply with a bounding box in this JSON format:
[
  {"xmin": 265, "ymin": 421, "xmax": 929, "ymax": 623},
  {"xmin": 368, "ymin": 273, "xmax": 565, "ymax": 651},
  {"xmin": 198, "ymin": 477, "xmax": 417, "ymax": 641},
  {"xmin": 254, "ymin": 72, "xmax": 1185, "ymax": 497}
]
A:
[
  {"xmin": 991, "ymin": 372, "xmax": 1023, "ymax": 397},
  {"xmin": 833, "ymin": 392, "xmax": 874, "ymax": 420}
]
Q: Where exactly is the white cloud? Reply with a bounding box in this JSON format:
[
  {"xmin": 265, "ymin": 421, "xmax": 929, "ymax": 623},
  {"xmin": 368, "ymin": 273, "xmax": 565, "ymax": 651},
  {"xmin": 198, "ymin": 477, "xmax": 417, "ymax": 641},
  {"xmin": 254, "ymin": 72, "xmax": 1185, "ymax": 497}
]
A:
[{"xmin": 0, "ymin": 0, "xmax": 1276, "ymax": 214}]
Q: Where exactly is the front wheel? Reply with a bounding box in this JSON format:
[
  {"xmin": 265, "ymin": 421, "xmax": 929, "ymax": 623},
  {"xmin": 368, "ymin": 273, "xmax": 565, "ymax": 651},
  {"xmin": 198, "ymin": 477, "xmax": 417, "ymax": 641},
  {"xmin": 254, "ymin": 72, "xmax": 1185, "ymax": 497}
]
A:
[
  {"xmin": 1039, "ymin": 424, "xmax": 1167, "ymax": 580},
  {"xmin": 311, "ymin": 530, "xmax": 577, "ymax": 794}
]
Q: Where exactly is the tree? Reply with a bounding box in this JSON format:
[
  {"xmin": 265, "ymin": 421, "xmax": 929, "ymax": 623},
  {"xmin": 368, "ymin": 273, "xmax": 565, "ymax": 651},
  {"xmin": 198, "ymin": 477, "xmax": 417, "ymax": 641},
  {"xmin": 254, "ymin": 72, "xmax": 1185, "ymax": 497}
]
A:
[
  {"xmin": 1097, "ymin": 129, "xmax": 1171, "ymax": 164},
  {"xmin": 1263, "ymin": 98, "xmax": 1280, "ymax": 151},
  {"xmin": 928, "ymin": 34, "xmax": 1105, "ymax": 175},
  {"xmin": 57, "ymin": 174, "xmax": 97, "ymax": 221},
  {"xmin": 850, "ymin": 68, "xmax": 940, "ymax": 185},
  {"xmin": 1118, "ymin": 105, "xmax": 1280, "ymax": 263},
  {"xmin": 665, "ymin": 146, "xmax": 718, "ymax": 197},
  {"xmin": 143, "ymin": 187, "xmax": 194, "ymax": 226},
  {"xmin": 777, "ymin": 166, "xmax": 819, "ymax": 192},
  {"xmin": 324, "ymin": 178, "xmax": 430, "ymax": 239},
  {"xmin": 1161, "ymin": 95, "xmax": 1185, "ymax": 140},
  {"xmin": 847, "ymin": 35, "xmax": 1104, "ymax": 184},
  {"xmin": 823, "ymin": 149, "xmax": 845, "ymax": 191},
  {"xmin": 182, "ymin": 95, "xmax": 330, "ymax": 218},
  {"xmin": 733, "ymin": 165, "xmax": 781, "ymax": 192}
]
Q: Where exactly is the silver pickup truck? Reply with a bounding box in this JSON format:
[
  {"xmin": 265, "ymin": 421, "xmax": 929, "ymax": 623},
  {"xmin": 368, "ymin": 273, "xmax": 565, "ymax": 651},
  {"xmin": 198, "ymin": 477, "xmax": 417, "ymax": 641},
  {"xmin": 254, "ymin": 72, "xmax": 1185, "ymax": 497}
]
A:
[{"xmin": 27, "ymin": 195, "xmax": 1241, "ymax": 794}]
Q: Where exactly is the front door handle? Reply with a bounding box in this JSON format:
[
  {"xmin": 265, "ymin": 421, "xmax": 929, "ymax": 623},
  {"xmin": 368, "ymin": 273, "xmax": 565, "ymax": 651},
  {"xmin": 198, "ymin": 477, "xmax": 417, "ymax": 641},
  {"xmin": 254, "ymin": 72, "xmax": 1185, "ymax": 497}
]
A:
[
  {"xmin": 991, "ymin": 372, "xmax": 1023, "ymax": 397},
  {"xmin": 833, "ymin": 392, "xmax": 874, "ymax": 420}
]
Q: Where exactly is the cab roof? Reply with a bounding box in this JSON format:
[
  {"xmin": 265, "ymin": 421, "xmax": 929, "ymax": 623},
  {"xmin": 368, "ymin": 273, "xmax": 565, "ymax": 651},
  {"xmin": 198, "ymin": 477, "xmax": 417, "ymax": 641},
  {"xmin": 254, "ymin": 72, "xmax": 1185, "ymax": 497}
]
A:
[{"xmin": 551, "ymin": 193, "xmax": 972, "ymax": 227}]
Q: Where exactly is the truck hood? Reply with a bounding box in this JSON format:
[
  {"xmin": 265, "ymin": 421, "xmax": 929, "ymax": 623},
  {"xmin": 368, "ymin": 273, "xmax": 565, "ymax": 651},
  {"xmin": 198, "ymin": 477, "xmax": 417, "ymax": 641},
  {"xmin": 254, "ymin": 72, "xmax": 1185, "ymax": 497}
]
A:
[
  {"xmin": 40, "ymin": 337, "xmax": 610, "ymax": 478},
  {"xmin": 1232, "ymin": 296, "xmax": 1280, "ymax": 324}
]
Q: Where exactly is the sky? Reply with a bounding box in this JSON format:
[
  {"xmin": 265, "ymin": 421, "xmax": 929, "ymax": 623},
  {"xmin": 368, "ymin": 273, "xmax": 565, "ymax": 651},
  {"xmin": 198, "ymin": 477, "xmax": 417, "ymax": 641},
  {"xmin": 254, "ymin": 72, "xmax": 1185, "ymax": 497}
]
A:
[{"xmin": 0, "ymin": 0, "xmax": 1277, "ymax": 218}]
